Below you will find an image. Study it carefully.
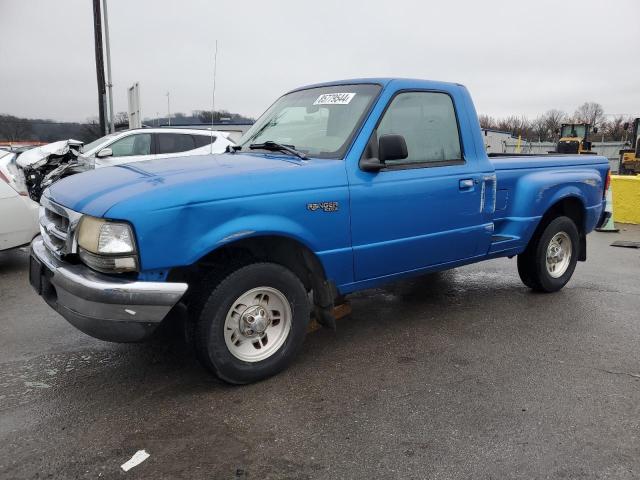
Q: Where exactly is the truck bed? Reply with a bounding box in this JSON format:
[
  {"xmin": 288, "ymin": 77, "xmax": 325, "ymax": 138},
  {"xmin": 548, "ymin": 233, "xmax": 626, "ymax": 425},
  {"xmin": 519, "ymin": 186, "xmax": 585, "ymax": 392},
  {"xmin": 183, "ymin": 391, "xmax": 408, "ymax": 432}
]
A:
[
  {"xmin": 489, "ymin": 153, "xmax": 609, "ymax": 171},
  {"xmin": 486, "ymin": 153, "xmax": 609, "ymax": 258}
]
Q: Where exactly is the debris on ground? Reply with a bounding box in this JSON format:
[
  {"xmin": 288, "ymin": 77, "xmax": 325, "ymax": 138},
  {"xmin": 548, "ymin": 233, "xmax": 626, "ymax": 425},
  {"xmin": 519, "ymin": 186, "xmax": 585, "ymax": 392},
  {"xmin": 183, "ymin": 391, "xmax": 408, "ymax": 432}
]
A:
[
  {"xmin": 610, "ymin": 241, "xmax": 640, "ymax": 249},
  {"xmin": 120, "ymin": 450, "xmax": 150, "ymax": 472}
]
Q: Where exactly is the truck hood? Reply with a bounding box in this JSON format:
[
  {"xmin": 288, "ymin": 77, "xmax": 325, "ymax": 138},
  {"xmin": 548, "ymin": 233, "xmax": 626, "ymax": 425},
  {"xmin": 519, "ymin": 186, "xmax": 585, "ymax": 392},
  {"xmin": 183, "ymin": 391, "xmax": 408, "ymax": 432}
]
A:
[{"xmin": 47, "ymin": 152, "xmax": 341, "ymax": 217}]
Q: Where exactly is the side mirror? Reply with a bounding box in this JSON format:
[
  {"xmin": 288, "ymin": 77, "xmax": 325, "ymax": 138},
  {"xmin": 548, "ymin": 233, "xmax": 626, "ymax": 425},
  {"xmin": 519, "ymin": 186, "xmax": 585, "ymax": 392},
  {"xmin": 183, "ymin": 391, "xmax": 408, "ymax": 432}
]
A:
[
  {"xmin": 593, "ymin": 127, "xmax": 598, "ymax": 134},
  {"xmin": 359, "ymin": 134, "xmax": 409, "ymax": 172},
  {"xmin": 378, "ymin": 134, "xmax": 408, "ymax": 162},
  {"xmin": 96, "ymin": 147, "xmax": 113, "ymax": 158}
]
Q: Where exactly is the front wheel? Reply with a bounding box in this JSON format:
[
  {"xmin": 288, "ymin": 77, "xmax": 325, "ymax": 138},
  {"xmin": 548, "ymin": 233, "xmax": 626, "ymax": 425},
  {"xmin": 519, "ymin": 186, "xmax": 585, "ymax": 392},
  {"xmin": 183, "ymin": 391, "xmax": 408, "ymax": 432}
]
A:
[
  {"xmin": 517, "ymin": 216, "xmax": 579, "ymax": 293},
  {"xmin": 191, "ymin": 262, "xmax": 310, "ymax": 384}
]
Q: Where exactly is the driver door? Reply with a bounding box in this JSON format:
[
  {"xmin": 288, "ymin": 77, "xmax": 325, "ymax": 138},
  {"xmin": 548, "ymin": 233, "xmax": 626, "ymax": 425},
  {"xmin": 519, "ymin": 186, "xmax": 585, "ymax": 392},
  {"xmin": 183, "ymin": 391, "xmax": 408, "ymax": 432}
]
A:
[{"xmin": 349, "ymin": 91, "xmax": 487, "ymax": 281}]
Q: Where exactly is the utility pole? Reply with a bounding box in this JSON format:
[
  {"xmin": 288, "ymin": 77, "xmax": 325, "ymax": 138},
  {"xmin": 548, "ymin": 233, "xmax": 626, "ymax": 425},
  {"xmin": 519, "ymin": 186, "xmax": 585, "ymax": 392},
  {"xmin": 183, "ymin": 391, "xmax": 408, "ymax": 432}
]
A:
[
  {"xmin": 166, "ymin": 92, "xmax": 171, "ymax": 126},
  {"xmin": 92, "ymin": 0, "xmax": 107, "ymax": 135},
  {"xmin": 210, "ymin": 40, "xmax": 218, "ymax": 153},
  {"xmin": 103, "ymin": 0, "xmax": 115, "ymax": 133}
]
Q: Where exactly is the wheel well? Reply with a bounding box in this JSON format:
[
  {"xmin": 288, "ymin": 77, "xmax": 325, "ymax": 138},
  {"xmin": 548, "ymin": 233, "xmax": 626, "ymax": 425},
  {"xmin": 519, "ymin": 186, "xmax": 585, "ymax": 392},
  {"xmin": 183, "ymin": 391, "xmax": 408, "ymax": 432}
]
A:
[
  {"xmin": 533, "ymin": 196, "xmax": 587, "ymax": 261},
  {"xmin": 543, "ymin": 197, "xmax": 585, "ymax": 231},
  {"xmin": 168, "ymin": 235, "xmax": 338, "ymax": 316}
]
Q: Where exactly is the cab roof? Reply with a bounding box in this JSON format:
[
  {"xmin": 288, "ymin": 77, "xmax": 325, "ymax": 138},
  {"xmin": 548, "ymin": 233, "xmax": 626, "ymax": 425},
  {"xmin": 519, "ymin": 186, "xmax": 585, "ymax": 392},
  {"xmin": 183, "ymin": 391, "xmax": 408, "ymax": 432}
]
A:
[{"xmin": 287, "ymin": 77, "xmax": 465, "ymax": 94}]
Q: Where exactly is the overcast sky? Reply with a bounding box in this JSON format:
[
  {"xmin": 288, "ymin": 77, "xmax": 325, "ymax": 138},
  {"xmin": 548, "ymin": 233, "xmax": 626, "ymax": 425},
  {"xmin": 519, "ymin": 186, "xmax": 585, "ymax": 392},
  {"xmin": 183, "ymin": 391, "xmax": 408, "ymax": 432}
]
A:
[{"xmin": 1, "ymin": 0, "xmax": 639, "ymax": 122}]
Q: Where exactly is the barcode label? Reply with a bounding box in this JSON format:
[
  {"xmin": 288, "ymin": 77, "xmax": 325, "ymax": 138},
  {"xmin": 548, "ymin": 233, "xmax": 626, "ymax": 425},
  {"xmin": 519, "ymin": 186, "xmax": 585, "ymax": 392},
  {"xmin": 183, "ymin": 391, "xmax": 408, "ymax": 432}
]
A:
[{"xmin": 313, "ymin": 93, "xmax": 356, "ymax": 105}]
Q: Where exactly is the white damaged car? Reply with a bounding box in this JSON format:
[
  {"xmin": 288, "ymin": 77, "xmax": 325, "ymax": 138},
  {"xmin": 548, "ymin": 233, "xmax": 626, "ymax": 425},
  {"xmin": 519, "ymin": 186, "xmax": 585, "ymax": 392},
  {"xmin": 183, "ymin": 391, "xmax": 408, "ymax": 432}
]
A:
[
  {"xmin": 1, "ymin": 128, "xmax": 233, "ymax": 251},
  {"xmin": 15, "ymin": 127, "xmax": 234, "ymax": 201},
  {"xmin": 0, "ymin": 150, "xmax": 39, "ymax": 251}
]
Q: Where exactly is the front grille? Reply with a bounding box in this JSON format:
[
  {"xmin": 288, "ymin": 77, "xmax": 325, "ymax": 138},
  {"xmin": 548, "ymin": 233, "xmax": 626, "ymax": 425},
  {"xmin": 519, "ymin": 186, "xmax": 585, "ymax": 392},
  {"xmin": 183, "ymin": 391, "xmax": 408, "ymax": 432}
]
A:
[
  {"xmin": 557, "ymin": 140, "xmax": 579, "ymax": 154},
  {"xmin": 39, "ymin": 192, "xmax": 82, "ymax": 257}
]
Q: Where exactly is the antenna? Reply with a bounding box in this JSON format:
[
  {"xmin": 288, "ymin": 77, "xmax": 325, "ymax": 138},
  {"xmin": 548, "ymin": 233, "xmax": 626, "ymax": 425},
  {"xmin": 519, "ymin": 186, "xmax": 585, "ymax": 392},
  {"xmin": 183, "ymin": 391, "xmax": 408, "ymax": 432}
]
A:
[{"xmin": 211, "ymin": 40, "xmax": 218, "ymax": 154}]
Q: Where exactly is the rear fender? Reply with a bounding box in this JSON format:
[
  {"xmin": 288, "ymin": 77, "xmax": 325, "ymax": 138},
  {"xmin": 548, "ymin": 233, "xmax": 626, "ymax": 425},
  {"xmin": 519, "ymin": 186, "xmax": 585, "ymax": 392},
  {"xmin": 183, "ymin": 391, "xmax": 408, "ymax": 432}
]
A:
[
  {"xmin": 509, "ymin": 169, "xmax": 600, "ymax": 220},
  {"xmin": 494, "ymin": 169, "xmax": 602, "ymax": 256}
]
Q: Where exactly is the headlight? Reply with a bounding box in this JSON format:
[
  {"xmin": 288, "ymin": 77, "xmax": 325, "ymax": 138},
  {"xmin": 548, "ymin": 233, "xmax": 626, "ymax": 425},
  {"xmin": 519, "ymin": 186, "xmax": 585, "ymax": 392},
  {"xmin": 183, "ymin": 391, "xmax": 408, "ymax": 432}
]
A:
[{"xmin": 77, "ymin": 215, "xmax": 139, "ymax": 273}]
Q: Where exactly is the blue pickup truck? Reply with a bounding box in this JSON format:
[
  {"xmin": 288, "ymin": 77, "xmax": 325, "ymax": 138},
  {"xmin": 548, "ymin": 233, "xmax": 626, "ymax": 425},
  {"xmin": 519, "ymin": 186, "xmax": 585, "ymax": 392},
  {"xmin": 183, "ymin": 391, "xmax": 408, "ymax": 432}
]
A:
[{"xmin": 30, "ymin": 78, "xmax": 610, "ymax": 383}]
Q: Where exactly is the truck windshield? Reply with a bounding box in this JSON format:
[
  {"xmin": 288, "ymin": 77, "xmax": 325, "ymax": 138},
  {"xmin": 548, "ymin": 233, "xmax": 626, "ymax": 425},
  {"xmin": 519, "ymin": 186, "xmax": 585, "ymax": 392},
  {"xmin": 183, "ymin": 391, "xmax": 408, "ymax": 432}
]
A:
[
  {"xmin": 238, "ymin": 84, "xmax": 381, "ymax": 159},
  {"xmin": 560, "ymin": 125, "xmax": 587, "ymax": 138}
]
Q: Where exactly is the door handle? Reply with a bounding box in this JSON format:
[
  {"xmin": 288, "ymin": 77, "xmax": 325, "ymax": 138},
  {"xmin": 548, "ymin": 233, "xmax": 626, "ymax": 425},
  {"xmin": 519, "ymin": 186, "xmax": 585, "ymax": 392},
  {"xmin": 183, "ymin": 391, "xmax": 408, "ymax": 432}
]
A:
[{"xmin": 459, "ymin": 179, "xmax": 475, "ymax": 190}]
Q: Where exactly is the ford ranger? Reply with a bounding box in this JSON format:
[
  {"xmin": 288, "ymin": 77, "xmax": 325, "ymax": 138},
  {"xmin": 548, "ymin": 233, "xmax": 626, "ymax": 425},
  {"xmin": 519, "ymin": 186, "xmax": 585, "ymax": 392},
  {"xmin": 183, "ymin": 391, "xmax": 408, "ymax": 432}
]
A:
[{"xmin": 29, "ymin": 78, "xmax": 610, "ymax": 384}]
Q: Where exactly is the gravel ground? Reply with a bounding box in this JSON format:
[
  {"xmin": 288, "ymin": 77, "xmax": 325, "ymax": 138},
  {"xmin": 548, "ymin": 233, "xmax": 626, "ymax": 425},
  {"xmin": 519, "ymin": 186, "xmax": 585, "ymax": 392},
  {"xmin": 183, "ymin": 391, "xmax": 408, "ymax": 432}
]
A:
[{"xmin": 1, "ymin": 226, "xmax": 639, "ymax": 479}]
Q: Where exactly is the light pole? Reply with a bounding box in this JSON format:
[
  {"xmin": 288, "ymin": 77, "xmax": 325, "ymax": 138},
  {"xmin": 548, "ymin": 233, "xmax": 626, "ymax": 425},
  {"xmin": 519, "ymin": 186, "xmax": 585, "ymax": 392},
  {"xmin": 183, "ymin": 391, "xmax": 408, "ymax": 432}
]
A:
[{"xmin": 103, "ymin": 0, "xmax": 115, "ymax": 133}]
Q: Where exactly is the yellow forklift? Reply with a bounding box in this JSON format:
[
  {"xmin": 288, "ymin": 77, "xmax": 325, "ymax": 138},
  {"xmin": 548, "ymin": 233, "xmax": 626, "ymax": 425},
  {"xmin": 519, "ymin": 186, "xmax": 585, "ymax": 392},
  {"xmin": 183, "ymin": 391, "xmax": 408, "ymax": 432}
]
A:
[
  {"xmin": 555, "ymin": 123, "xmax": 597, "ymax": 154},
  {"xmin": 619, "ymin": 118, "xmax": 640, "ymax": 175}
]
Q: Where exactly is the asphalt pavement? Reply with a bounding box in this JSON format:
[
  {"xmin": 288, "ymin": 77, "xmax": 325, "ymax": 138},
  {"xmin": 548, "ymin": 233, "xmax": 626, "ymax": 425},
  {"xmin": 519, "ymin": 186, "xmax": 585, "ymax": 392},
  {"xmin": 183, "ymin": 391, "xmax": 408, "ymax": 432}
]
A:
[{"xmin": 1, "ymin": 226, "xmax": 639, "ymax": 479}]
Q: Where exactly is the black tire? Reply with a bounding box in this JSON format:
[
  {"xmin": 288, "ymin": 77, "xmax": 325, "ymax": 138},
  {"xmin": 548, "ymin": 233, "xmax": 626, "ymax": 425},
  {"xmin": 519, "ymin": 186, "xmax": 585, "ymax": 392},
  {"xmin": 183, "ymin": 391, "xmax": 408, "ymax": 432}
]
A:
[
  {"xmin": 517, "ymin": 216, "xmax": 579, "ymax": 293},
  {"xmin": 191, "ymin": 262, "xmax": 310, "ymax": 384}
]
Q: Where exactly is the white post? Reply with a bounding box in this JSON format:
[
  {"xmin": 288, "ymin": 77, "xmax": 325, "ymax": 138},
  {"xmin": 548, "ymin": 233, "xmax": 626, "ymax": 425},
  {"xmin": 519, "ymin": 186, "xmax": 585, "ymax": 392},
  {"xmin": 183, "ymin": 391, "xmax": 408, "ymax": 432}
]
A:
[
  {"xmin": 166, "ymin": 92, "xmax": 171, "ymax": 126},
  {"xmin": 102, "ymin": 0, "xmax": 115, "ymax": 133}
]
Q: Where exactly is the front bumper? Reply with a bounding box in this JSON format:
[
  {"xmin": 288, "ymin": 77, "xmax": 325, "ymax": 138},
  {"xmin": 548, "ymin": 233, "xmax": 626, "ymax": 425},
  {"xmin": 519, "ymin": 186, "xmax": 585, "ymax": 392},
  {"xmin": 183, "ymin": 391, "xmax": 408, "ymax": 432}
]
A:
[{"xmin": 29, "ymin": 236, "xmax": 188, "ymax": 342}]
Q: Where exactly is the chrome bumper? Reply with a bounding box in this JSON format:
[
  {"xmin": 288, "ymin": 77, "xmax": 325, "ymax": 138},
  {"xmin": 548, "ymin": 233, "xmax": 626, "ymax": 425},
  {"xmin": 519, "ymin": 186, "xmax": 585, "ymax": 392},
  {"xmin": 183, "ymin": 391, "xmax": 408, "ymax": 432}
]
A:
[{"xmin": 29, "ymin": 236, "xmax": 188, "ymax": 342}]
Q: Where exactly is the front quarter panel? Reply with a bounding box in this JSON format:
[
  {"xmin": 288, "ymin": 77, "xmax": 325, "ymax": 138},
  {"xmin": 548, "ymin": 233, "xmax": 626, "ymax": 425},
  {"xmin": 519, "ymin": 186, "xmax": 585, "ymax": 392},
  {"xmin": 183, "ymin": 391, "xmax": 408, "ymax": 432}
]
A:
[{"xmin": 106, "ymin": 159, "xmax": 354, "ymax": 286}]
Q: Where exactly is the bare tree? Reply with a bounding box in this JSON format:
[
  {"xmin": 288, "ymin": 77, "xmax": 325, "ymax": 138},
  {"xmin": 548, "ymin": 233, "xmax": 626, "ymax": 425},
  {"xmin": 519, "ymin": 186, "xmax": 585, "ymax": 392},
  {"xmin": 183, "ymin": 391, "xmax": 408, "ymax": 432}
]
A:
[
  {"xmin": 0, "ymin": 115, "xmax": 34, "ymax": 141},
  {"xmin": 478, "ymin": 114, "xmax": 496, "ymax": 130},
  {"xmin": 81, "ymin": 118, "xmax": 103, "ymax": 141},
  {"xmin": 496, "ymin": 115, "xmax": 531, "ymax": 138},
  {"xmin": 531, "ymin": 116, "xmax": 548, "ymax": 141},
  {"xmin": 573, "ymin": 102, "xmax": 605, "ymax": 128},
  {"xmin": 196, "ymin": 109, "xmax": 228, "ymax": 123},
  {"xmin": 195, "ymin": 109, "xmax": 254, "ymax": 124},
  {"xmin": 542, "ymin": 109, "xmax": 566, "ymax": 140},
  {"xmin": 601, "ymin": 115, "xmax": 636, "ymax": 142}
]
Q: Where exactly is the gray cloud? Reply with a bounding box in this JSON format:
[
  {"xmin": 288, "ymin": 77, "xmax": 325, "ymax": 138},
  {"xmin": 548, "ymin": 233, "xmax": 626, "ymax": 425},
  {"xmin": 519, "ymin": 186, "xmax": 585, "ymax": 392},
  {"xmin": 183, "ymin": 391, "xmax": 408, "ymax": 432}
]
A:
[{"xmin": 1, "ymin": 0, "xmax": 638, "ymax": 122}]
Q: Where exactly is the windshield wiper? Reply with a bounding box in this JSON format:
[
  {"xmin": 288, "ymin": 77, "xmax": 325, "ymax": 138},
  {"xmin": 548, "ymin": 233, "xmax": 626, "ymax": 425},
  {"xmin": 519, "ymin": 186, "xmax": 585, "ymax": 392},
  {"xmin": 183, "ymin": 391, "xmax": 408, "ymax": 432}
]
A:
[{"xmin": 248, "ymin": 141, "xmax": 308, "ymax": 160}]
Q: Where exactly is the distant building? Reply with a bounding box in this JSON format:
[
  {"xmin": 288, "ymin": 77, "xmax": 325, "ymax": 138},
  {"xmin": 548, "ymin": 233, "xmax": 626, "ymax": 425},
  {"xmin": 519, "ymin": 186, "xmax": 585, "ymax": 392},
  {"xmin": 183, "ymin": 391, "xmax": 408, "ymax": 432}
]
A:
[{"xmin": 481, "ymin": 128, "xmax": 515, "ymax": 153}]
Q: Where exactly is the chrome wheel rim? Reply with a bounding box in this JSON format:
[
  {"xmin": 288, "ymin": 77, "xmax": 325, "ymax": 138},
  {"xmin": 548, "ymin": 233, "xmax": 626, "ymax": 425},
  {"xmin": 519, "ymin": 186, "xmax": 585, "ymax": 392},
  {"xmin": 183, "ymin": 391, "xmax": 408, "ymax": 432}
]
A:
[
  {"xmin": 224, "ymin": 286, "xmax": 292, "ymax": 362},
  {"xmin": 546, "ymin": 232, "xmax": 572, "ymax": 278}
]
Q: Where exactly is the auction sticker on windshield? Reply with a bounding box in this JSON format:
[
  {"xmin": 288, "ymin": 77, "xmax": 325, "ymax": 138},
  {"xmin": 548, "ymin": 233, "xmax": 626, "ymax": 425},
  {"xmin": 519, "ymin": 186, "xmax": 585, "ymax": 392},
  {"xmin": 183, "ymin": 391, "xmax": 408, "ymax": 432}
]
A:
[{"xmin": 313, "ymin": 93, "xmax": 356, "ymax": 105}]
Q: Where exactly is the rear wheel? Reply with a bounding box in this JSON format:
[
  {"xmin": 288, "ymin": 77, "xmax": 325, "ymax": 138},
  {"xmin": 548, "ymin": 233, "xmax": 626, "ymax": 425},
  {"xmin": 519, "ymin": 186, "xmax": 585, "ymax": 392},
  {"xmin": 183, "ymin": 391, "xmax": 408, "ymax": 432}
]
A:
[
  {"xmin": 191, "ymin": 262, "xmax": 310, "ymax": 384},
  {"xmin": 517, "ymin": 216, "xmax": 579, "ymax": 293}
]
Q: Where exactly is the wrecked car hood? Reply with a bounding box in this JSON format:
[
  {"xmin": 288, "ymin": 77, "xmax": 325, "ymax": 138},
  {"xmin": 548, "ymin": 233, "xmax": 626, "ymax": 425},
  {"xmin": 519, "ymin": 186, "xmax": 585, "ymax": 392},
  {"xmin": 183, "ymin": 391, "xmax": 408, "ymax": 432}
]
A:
[
  {"xmin": 16, "ymin": 139, "xmax": 84, "ymax": 169},
  {"xmin": 15, "ymin": 139, "xmax": 91, "ymax": 202}
]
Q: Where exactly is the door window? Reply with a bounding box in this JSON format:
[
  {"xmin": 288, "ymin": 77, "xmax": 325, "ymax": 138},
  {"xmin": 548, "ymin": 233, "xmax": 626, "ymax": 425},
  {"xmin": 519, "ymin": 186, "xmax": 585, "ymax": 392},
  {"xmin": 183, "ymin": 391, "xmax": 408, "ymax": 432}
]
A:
[
  {"xmin": 108, "ymin": 134, "xmax": 151, "ymax": 157},
  {"xmin": 156, "ymin": 133, "xmax": 197, "ymax": 154},
  {"xmin": 375, "ymin": 92, "xmax": 462, "ymax": 166},
  {"xmin": 193, "ymin": 135, "xmax": 216, "ymax": 148}
]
